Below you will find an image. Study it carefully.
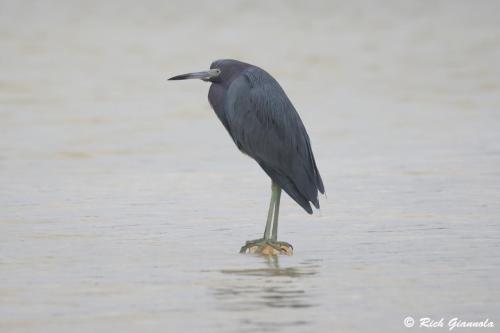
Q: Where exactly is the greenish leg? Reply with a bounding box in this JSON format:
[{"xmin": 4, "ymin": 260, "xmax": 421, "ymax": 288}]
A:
[
  {"xmin": 240, "ymin": 181, "xmax": 293, "ymax": 254},
  {"xmin": 271, "ymin": 183, "xmax": 281, "ymax": 241},
  {"xmin": 263, "ymin": 182, "xmax": 277, "ymax": 240}
]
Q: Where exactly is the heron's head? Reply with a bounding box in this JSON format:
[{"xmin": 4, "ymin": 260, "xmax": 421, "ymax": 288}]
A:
[{"xmin": 168, "ymin": 59, "xmax": 251, "ymax": 84}]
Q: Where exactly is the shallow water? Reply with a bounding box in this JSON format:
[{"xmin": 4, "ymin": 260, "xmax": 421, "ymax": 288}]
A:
[{"xmin": 1, "ymin": 1, "xmax": 500, "ymax": 332}]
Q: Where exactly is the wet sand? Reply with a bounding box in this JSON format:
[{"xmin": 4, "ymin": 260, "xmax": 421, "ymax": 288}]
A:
[{"xmin": 1, "ymin": 1, "xmax": 500, "ymax": 332}]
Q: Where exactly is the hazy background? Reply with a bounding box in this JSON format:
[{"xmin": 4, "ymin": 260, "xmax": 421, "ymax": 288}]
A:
[{"xmin": 1, "ymin": 1, "xmax": 499, "ymax": 332}]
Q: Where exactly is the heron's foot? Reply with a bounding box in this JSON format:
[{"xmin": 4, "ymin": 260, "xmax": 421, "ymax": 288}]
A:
[{"xmin": 240, "ymin": 239, "xmax": 293, "ymax": 256}]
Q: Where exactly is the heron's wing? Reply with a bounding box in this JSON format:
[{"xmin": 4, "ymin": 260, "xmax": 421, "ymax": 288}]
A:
[{"xmin": 224, "ymin": 68, "xmax": 324, "ymax": 213}]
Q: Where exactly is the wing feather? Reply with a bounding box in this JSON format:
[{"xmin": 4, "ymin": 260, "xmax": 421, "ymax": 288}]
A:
[{"xmin": 224, "ymin": 67, "xmax": 324, "ymax": 213}]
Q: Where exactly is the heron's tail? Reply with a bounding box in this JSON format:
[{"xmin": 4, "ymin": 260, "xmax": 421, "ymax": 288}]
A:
[{"xmin": 259, "ymin": 163, "xmax": 317, "ymax": 214}]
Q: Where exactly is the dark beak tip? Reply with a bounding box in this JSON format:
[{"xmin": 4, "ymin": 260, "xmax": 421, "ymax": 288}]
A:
[{"xmin": 166, "ymin": 70, "xmax": 214, "ymax": 82}]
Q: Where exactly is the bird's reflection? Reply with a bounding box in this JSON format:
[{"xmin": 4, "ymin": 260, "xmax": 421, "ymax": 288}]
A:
[
  {"xmin": 220, "ymin": 256, "xmax": 316, "ymax": 278},
  {"xmin": 214, "ymin": 256, "xmax": 320, "ymax": 312}
]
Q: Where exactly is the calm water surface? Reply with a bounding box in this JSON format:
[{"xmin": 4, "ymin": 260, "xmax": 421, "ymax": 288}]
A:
[{"xmin": 1, "ymin": 1, "xmax": 499, "ymax": 332}]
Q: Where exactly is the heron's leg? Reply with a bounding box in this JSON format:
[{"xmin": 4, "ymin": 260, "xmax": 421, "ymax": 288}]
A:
[
  {"xmin": 239, "ymin": 181, "xmax": 292, "ymax": 255},
  {"xmin": 263, "ymin": 181, "xmax": 278, "ymax": 240},
  {"xmin": 271, "ymin": 183, "xmax": 281, "ymax": 241}
]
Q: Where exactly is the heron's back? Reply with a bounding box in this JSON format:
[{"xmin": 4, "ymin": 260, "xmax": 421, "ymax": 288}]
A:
[{"xmin": 210, "ymin": 62, "xmax": 324, "ymax": 214}]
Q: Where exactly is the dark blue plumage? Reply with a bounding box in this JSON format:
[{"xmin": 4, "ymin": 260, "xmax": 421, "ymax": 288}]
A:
[
  {"xmin": 207, "ymin": 59, "xmax": 324, "ymax": 214},
  {"xmin": 169, "ymin": 59, "xmax": 325, "ymax": 253}
]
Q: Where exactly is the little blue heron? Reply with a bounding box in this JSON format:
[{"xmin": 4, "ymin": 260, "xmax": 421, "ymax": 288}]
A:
[{"xmin": 169, "ymin": 59, "xmax": 324, "ymax": 254}]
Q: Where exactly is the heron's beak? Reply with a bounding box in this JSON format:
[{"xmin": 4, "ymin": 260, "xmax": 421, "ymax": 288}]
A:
[{"xmin": 168, "ymin": 69, "xmax": 219, "ymax": 81}]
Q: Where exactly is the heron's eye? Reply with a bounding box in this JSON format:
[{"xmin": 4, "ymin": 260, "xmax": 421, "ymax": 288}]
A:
[{"xmin": 215, "ymin": 69, "xmax": 221, "ymax": 75}]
